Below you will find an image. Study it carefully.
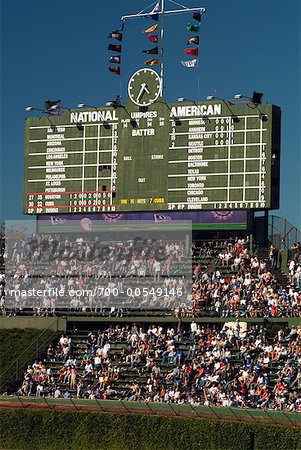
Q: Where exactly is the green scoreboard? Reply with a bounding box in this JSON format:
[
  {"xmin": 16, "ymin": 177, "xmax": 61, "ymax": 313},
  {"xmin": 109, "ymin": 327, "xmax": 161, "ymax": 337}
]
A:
[{"xmin": 24, "ymin": 69, "xmax": 281, "ymax": 215}]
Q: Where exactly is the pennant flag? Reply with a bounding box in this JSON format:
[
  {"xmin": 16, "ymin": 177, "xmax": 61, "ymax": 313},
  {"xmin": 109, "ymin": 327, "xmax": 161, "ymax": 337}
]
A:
[
  {"xmin": 109, "ymin": 55, "xmax": 121, "ymax": 64},
  {"xmin": 108, "ymin": 64, "xmax": 120, "ymax": 75},
  {"xmin": 108, "ymin": 44, "xmax": 121, "ymax": 53},
  {"xmin": 193, "ymin": 12, "xmax": 202, "ymax": 22},
  {"xmin": 142, "ymin": 24, "xmax": 158, "ymax": 34},
  {"xmin": 184, "ymin": 47, "xmax": 199, "ymax": 56},
  {"xmin": 186, "ymin": 35, "xmax": 199, "ymax": 45},
  {"xmin": 148, "ymin": 34, "xmax": 158, "ymax": 43},
  {"xmin": 107, "ymin": 31, "xmax": 123, "ymax": 41},
  {"xmin": 187, "ymin": 23, "xmax": 199, "ymax": 32},
  {"xmin": 145, "ymin": 57, "xmax": 158, "ymax": 66},
  {"xmin": 142, "ymin": 46, "xmax": 158, "ymax": 55},
  {"xmin": 181, "ymin": 59, "xmax": 198, "ymax": 68}
]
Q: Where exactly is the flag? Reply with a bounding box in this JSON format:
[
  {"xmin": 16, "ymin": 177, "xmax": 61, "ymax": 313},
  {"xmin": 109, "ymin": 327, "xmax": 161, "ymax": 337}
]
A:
[
  {"xmin": 186, "ymin": 35, "xmax": 199, "ymax": 45},
  {"xmin": 108, "ymin": 44, "xmax": 121, "ymax": 53},
  {"xmin": 187, "ymin": 23, "xmax": 199, "ymax": 32},
  {"xmin": 184, "ymin": 47, "xmax": 199, "ymax": 56},
  {"xmin": 181, "ymin": 59, "xmax": 198, "ymax": 68},
  {"xmin": 193, "ymin": 12, "xmax": 202, "ymax": 22},
  {"xmin": 142, "ymin": 24, "xmax": 158, "ymax": 34},
  {"xmin": 107, "ymin": 31, "xmax": 123, "ymax": 41},
  {"xmin": 109, "ymin": 55, "xmax": 121, "ymax": 64},
  {"xmin": 145, "ymin": 57, "xmax": 158, "ymax": 66},
  {"xmin": 148, "ymin": 34, "xmax": 158, "ymax": 43},
  {"xmin": 142, "ymin": 46, "xmax": 158, "ymax": 55},
  {"xmin": 108, "ymin": 64, "xmax": 120, "ymax": 75}
]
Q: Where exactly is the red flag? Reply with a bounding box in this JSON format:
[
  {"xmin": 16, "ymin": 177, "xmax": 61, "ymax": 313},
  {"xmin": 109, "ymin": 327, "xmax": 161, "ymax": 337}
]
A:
[
  {"xmin": 108, "ymin": 64, "xmax": 120, "ymax": 75},
  {"xmin": 184, "ymin": 47, "xmax": 199, "ymax": 56},
  {"xmin": 148, "ymin": 34, "xmax": 158, "ymax": 43}
]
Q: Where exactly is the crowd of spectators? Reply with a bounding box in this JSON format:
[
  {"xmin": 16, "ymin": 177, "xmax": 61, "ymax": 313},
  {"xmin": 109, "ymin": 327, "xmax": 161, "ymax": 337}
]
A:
[
  {"xmin": 1, "ymin": 234, "xmax": 189, "ymax": 310},
  {"xmin": 16, "ymin": 322, "xmax": 301, "ymax": 412},
  {"xmin": 288, "ymin": 242, "xmax": 301, "ymax": 289},
  {"xmin": 192, "ymin": 238, "xmax": 301, "ymax": 317},
  {"xmin": 0, "ymin": 234, "xmax": 300, "ymax": 317}
]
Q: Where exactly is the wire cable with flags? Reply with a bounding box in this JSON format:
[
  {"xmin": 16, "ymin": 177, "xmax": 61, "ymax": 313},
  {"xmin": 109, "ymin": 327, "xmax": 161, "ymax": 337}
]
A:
[
  {"xmin": 181, "ymin": 10, "xmax": 202, "ymax": 68},
  {"xmin": 107, "ymin": 20, "xmax": 124, "ymax": 75}
]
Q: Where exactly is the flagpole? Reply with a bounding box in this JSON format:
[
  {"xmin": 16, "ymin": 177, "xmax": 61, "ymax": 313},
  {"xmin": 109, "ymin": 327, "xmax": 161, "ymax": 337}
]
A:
[
  {"xmin": 160, "ymin": 0, "xmax": 165, "ymax": 96},
  {"xmin": 121, "ymin": 7, "xmax": 206, "ymax": 20}
]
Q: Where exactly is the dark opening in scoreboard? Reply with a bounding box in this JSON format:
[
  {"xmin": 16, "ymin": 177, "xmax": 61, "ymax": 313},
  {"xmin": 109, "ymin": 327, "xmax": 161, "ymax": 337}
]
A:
[{"xmin": 24, "ymin": 98, "xmax": 280, "ymax": 215}]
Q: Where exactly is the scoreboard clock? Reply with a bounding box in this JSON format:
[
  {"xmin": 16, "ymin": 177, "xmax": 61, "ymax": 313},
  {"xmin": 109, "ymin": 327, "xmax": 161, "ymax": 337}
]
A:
[
  {"xmin": 23, "ymin": 73, "xmax": 281, "ymax": 215},
  {"xmin": 128, "ymin": 68, "xmax": 162, "ymax": 106}
]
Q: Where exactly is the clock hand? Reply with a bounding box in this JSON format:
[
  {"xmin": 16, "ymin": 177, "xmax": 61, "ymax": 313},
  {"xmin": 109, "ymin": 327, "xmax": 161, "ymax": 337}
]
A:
[
  {"xmin": 144, "ymin": 84, "xmax": 150, "ymax": 95},
  {"xmin": 137, "ymin": 83, "xmax": 150, "ymax": 101}
]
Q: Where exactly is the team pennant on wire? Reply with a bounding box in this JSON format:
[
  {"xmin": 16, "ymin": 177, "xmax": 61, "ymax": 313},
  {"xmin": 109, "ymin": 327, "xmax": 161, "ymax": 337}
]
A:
[
  {"xmin": 148, "ymin": 34, "xmax": 158, "ymax": 43},
  {"xmin": 181, "ymin": 59, "xmax": 198, "ymax": 68},
  {"xmin": 108, "ymin": 64, "xmax": 120, "ymax": 75},
  {"xmin": 145, "ymin": 57, "xmax": 158, "ymax": 66},
  {"xmin": 107, "ymin": 31, "xmax": 123, "ymax": 41},
  {"xmin": 187, "ymin": 23, "xmax": 199, "ymax": 32},
  {"xmin": 193, "ymin": 12, "xmax": 202, "ymax": 22},
  {"xmin": 184, "ymin": 47, "xmax": 199, "ymax": 56},
  {"xmin": 108, "ymin": 44, "xmax": 121, "ymax": 53},
  {"xmin": 142, "ymin": 24, "xmax": 158, "ymax": 34},
  {"xmin": 186, "ymin": 36, "xmax": 199, "ymax": 45},
  {"xmin": 109, "ymin": 55, "xmax": 121, "ymax": 64},
  {"xmin": 142, "ymin": 46, "xmax": 158, "ymax": 55}
]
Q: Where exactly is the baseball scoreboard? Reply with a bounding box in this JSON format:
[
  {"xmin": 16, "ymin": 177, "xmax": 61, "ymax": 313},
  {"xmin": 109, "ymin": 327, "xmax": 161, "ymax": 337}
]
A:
[{"xmin": 24, "ymin": 69, "xmax": 281, "ymax": 215}]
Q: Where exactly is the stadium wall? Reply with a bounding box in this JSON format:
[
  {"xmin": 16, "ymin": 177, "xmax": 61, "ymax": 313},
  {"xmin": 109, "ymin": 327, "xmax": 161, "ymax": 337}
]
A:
[
  {"xmin": 0, "ymin": 317, "xmax": 67, "ymax": 331},
  {"xmin": 1, "ymin": 409, "xmax": 301, "ymax": 450},
  {"xmin": 0, "ymin": 316, "xmax": 300, "ymax": 330}
]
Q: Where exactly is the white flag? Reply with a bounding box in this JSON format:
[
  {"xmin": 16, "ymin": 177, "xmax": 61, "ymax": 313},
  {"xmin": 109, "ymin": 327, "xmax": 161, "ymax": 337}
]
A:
[{"xmin": 181, "ymin": 59, "xmax": 198, "ymax": 68}]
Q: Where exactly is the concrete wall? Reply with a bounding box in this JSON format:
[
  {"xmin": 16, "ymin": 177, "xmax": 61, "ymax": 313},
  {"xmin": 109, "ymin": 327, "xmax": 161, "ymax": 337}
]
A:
[{"xmin": 0, "ymin": 317, "xmax": 66, "ymax": 332}]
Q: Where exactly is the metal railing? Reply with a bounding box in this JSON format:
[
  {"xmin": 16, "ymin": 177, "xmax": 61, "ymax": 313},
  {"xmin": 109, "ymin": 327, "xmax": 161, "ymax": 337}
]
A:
[
  {"xmin": 269, "ymin": 215, "xmax": 301, "ymax": 250},
  {"xmin": 0, "ymin": 396, "xmax": 299, "ymax": 427},
  {"xmin": 0, "ymin": 321, "xmax": 58, "ymax": 392}
]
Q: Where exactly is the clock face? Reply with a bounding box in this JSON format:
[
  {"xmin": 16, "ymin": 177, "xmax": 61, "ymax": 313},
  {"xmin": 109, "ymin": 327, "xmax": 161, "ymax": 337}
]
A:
[{"xmin": 128, "ymin": 68, "xmax": 162, "ymax": 107}]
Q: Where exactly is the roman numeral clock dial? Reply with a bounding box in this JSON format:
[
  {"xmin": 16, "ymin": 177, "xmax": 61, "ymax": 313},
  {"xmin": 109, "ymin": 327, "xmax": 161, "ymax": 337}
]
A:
[{"xmin": 128, "ymin": 68, "xmax": 162, "ymax": 107}]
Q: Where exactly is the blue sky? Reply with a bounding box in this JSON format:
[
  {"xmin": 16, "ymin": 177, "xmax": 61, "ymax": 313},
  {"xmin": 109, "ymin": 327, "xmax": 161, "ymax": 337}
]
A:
[{"xmin": 1, "ymin": 0, "xmax": 300, "ymax": 227}]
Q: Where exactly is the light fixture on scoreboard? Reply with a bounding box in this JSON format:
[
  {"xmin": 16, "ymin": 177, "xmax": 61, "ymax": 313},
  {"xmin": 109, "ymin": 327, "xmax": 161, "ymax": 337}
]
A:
[
  {"xmin": 233, "ymin": 92, "xmax": 266, "ymax": 121},
  {"xmin": 77, "ymin": 103, "xmax": 99, "ymax": 109},
  {"xmin": 106, "ymin": 94, "xmax": 122, "ymax": 109},
  {"xmin": 177, "ymin": 97, "xmax": 210, "ymax": 123},
  {"xmin": 233, "ymin": 91, "xmax": 263, "ymax": 105},
  {"xmin": 25, "ymin": 100, "xmax": 65, "ymax": 116},
  {"xmin": 206, "ymin": 95, "xmax": 240, "ymax": 123}
]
